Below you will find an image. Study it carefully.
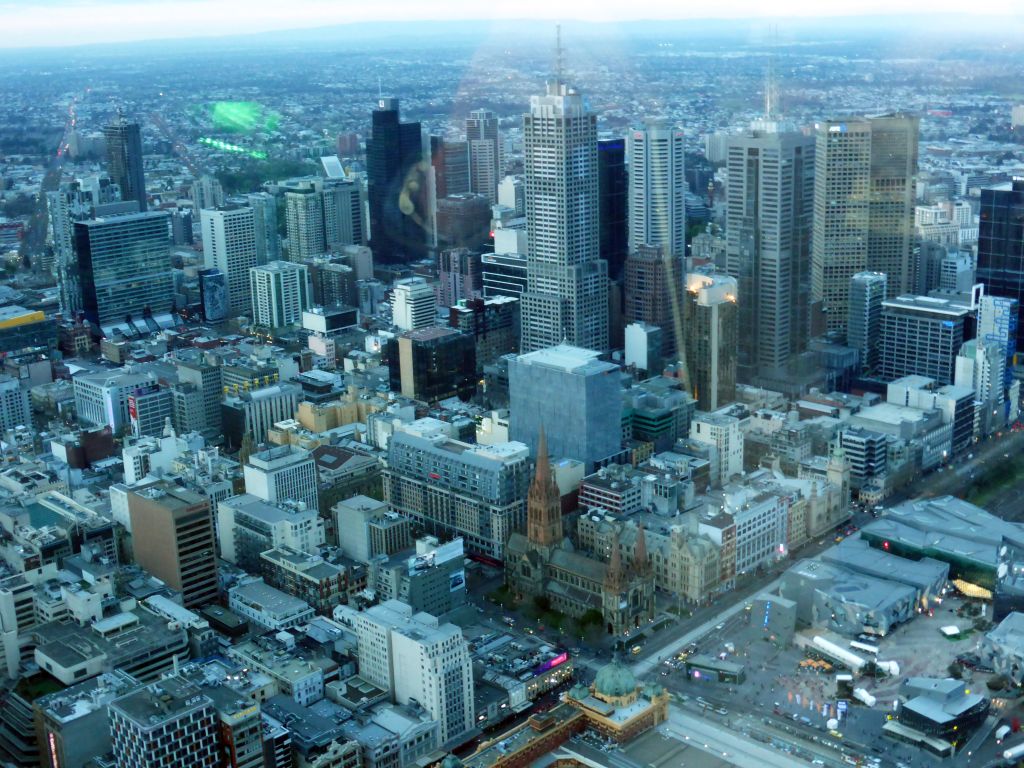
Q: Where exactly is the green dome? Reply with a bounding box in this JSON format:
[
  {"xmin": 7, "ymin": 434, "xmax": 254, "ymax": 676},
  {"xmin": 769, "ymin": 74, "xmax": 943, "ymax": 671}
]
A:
[
  {"xmin": 594, "ymin": 659, "xmax": 637, "ymax": 698},
  {"xmin": 569, "ymin": 684, "xmax": 590, "ymax": 700},
  {"xmin": 441, "ymin": 756, "xmax": 463, "ymax": 768}
]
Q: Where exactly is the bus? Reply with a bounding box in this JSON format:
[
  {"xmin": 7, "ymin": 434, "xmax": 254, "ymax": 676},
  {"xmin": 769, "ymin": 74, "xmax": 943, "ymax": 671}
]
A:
[
  {"xmin": 850, "ymin": 640, "xmax": 880, "ymax": 656},
  {"xmin": 996, "ymin": 724, "xmax": 1011, "ymax": 744}
]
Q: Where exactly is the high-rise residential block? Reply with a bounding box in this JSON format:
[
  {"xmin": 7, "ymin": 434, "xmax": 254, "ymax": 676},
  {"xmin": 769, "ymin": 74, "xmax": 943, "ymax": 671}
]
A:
[
  {"xmin": 334, "ymin": 600, "xmax": 474, "ymax": 745},
  {"xmin": 191, "ymin": 175, "xmax": 224, "ymax": 211},
  {"xmin": 244, "ymin": 191, "xmax": 280, "ymax": 263},
  {"xmin": 520, "ymin": 78, "xmax": 608, "ymax": 352},
  {"xmin": 684, "ymin": 273, "xmax": 738, "ymax": 411},
  {"xmin": 250, "ymin": 260, "xmax": 310, "ymax": 328},
  {"xmin": 391, "ymin": 277, "xmax": 436, "ymax": 331},
  {"xmin": 811, "ymin": 114, "xmax": 919, "ymax": 335},
  {"xmin": 0, "ymin": 376, "xmax": 30, "ymax": 432},
  {"xmin": 126, "ymin": 482, "xmax": 220, "ymax": 608},
  {"xmin": 367, "ymin": 98, "xmax": 426, "ymax": 264},
  {"xmin": 109, "ymin": 677, "xmax": 219, "ymax": 768},
  {"xmin": 977, "ymin": 179, "xmax": 1024, "ymax": 350},
  {"xmin": 508, "ymin": 344, "xmax": 622, "ymax": 470},
  {"xmin": 284, "ymin": 187, "xmax": 325, "ymax": 261},
  {"xmin": 628, "ymin": 119, "xmax": 686, "ymax": 258},
  {"xmin": 725, "ymin": 129, "xmax": 814, "ymax": 378},
  {"xmin": 976, "ymin": 292, "xmax": 1019, "ymax": 391},
  {"xmin": 103, "ymin": 120, "xmax": 147, "ymax": 212},
  {"xmin": 201, "ymin": 205, "xmax": 257, "ymax": 316},
  {"xmin": 73, "ymin": 211, "xmax": 172, "ymax": 331},
  {"xmin": 322, "ymin": 177, "xmax": 368, "ymax": 248},
  {"xmin": 847, "ymin": 271, "xmax": 888, "ymax": 374},
  {"xmin": 466, "ymin": 109, "xmax": 501, "ymax": 204}
]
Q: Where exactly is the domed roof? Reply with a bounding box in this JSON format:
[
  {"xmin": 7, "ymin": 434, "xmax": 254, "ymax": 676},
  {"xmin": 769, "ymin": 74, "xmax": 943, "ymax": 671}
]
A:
[
  {"xmin": 569, "ymin": 684, "xmax": 590, "ymax": 700},
  {"xmin": 594, "ymin": 658, "xmax": 637, "ymax": 698}
]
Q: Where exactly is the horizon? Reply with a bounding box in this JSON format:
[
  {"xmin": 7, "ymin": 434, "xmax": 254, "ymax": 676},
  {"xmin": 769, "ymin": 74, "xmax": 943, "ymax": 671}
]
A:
[{"xmin": 2, "ymin": 4, "xmax": 1024, "ymax": 51}]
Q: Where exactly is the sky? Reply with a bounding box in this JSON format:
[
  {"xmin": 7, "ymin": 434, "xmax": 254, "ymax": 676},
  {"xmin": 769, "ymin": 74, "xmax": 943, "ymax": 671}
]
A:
[{"xmin": 1, "ymin": 0, "xmax": 1022, "ymax": 49}]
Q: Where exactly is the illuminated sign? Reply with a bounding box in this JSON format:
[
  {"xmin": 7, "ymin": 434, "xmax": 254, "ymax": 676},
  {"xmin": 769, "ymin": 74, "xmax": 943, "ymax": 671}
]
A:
[{"xmin": 533, "ymin": 652, "xmax": 569, "ymax": 675}]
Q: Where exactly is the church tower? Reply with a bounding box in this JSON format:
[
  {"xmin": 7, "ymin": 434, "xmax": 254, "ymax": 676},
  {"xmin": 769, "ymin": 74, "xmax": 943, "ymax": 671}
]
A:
[{"xmin": 526, "ymin": 427, "xmax": 563, "ymax": 550}]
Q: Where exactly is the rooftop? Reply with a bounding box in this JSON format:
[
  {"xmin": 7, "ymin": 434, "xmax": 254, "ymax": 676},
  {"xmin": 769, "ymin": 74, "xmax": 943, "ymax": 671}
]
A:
[{"xmin": 513, "ymin": 344, "xmax": 617, "ymax": 375}]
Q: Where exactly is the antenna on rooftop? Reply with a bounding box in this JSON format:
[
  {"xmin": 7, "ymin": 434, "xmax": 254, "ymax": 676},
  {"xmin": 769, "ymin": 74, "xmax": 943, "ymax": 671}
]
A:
[
  {"xmin": 377, "ymin": 77, "xmax": 383, "ymax": 100},
  {"xmin": 765, "ymin": 25, "xmax": 780, "ymax": 121},
  {"xmin": 555, "ymin": 24, "xmax": 565, "ymax": 83}
]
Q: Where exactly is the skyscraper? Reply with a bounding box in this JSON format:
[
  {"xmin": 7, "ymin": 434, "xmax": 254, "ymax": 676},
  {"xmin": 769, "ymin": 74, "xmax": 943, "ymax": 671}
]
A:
[
  {"xmin": 811, "ymin": 114, "xmax": 919, "ymax": 335},
  {"xmin": 74, "ymin": 211, "xmax": 172, "ymax": 330},
  {"xmin": 126, "ymin": 482, "xmax": 220, "ymax": 609},
  {"xmin": 322, "ymin": 178, "xmax": 368, "ymax": 248},
  {"xmin": 628, "ymin": 119, "xmax": 686, "ymax": 259},
  {"xmin": 249, "ymin": 261, "xmax": 310, "ymax": 328},
  {"xmin": 201, "ymin": 205, "xmax": 257, "ymax": 316},
  {"xmin": 623, "ymin": 244, "xmax": 684, "ymax": 360},
  {"xmin": 847, "ymin": 271, "xmax": 888, "ymax": 374},
  {"xmin": 977, "ymin": 179, "xmax": 1024, "ymax": 350},
  {"xmin": 243, "ymin": 444, "xmax": 320, "ymax": 513},
  {"xmin": 520, "ymin": 77, "xmax": 608, "ymax": 352},
  {"xmin": 367, "ymin": 98, "xmax": 427, "ymax": 264},
  {"xmin": 103, "ymin": 120, "xmax": 147, "ymax": 212},
  {"xmin": 466, "ymin": 108, "xmax": 501, "ymax": 204},
  {"xmin": 284, "ymin": 187, "xmax": 325, "ymax": 261},
  {"xmin": 598, "ymin": 137, "xmax": 629, "ymax": 281},
  {"xmin": 430, "ymin": 136, "xmax": 470, "ymax": 199},
  {"xmin": 684, "ymin": 273, "xmax": 738, "ymax": 411},
  {"xmin": 243, "ymin": 191, "xmax": 280, "ymax": 263},
  {"xmin": 725, "ymin": 128, "xmax": 814, "ymax": 379}
]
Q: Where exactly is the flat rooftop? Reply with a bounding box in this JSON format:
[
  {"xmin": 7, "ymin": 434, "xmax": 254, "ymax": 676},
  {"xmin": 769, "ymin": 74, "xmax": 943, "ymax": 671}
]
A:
[{"xmin": 513, "ymin": 344, "xmax": 617, "ymax": 375}]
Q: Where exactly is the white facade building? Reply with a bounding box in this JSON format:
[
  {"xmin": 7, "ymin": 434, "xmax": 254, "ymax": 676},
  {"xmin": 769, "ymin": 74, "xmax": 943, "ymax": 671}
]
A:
[
  {"xmin": 628, "ymin": 119, "xmax": 686, "ymax": 258},
  {"xmin": 392, "ymin": 278, "xmax": 436, "ymax": 332},
  {"xmin": 334, "ymin": 600, "xmax": 474, "ymax": 745},
  {"xmin": 201, "ymin": 205, "xmax": 257, "ymax": 316},
  {"xmin": 243, "ymin": 444, "xmax": 319, "ymax": 513},
  {"xmin": 250, "ymin": 261, "xmax": 310, "ymax": 329},
  {"xmin": 690, "ymin": 411, "xmax": 744, "ymax": 487}
]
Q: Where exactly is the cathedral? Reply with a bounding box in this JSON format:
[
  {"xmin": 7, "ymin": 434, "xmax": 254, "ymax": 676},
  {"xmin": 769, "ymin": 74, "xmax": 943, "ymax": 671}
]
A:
[{"xmin": 505, "ymin": 429, "xmax": 656, "ymax": 636}]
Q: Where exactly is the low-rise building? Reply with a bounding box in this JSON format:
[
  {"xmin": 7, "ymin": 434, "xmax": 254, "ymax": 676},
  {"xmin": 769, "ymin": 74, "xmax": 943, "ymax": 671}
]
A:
[{"xmin": 228, "ymin": 578, "xmax": 315, "ymax": 632}]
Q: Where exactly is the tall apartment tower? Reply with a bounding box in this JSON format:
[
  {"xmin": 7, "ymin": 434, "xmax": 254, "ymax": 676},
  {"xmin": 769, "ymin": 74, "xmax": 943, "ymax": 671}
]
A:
[
  {"xmin": 725, "ymin": 129, "xmax": 814, "ymax": 379},
  {"xmin": 126, "ymin": 482, "xmax": 220, "ymax": 608},
  {"xmin": 244, "ymin": 191, "xmax": 280, "ymax": 263},
  {"xmin": 628, "ymin": 119, "xmax": 686, "ymax": 259},
  {"xmin": 284, "ymin": 187, "xmax": 325, "ymax": 261},
  {"xmin": 598, "ymin": 137, "xmax": 629, "ymax": 281},
  {"xmin": 811, "ymin": 114, "xmax": 919, "ymax": 335},
  {"xmin": 103, "ymin": 119, "xmax": 147, "ymax": 211},
  {"xmin": 976, "ymin": 292, "xmax": 1020, "ymax": 390},
  {"xmin": 466, "ymin": 109, "xmax": 501, "ymax": 204},
  {"xmin": 520, "ymin": 78, "xmax": 608, "ymax": 352},
  {"xmin": 243, "ymin": 444, "xmax": 320, "ymax": 513},
  {"xmin": 335, "ymin": 600, "xmax": 474, "ymax": 745},
  {"xmin": 201, "ymin": 205, "xmax": 258, "ymax": 316},
  {"xmin": 367, "ymin": 98, "xmax": 426, "ymax": 264},
  {"xmin": 684, "ymin": 273, "xmax": 738, "ymax": 411},
  {"xmin": 73, "ymin": 211, "xmax": 172, "ymax": 330},
  {"xmin": 249, "ymin": 261, "xmax": 310, "ymax": 329},
  {"xmin": 323, "ymin": 178, "xmax": 368, "ymax": 248},
  {"xmin": 847, "ymin": 271, "xmax": 888, "ymax": 374},
  {"xmin": 977, "ymin": 179, "xmax": 1024, "ymax": 351},
  {"xmin": 430, "ymin": 136, "xmax": 470, "ymax": 199},
  {"xmin": 109, "ymin": 677, "xmax": 220, "ymax": 768}
]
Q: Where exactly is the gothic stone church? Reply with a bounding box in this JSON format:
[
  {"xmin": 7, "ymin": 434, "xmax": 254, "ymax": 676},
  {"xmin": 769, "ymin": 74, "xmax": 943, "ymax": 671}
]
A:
[{"xmin": 505, "ymin": 430, "xmax": 655, "ymax": 636}]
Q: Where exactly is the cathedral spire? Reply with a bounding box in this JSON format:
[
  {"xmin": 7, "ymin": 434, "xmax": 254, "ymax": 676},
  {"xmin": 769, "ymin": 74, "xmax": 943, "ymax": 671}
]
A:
[
  {"xmin": 633, "ymin": 524, "xmax": 650, "ymax": 577},
  {"xmin": 605, "ymin": 530, "xmax": 625, "ymax": 591},
  {"xmin": 527, "ymin": 425, "xmax": 562, "ymax": 548}
]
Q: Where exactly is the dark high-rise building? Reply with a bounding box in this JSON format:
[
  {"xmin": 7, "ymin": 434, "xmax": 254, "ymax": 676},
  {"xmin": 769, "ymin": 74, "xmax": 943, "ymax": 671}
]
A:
[
  {"xmin": 481, "ymin": 252, "xmax": 528, "ymax": 299},
  {"xmin": 74, "ymin": 211, "xmax": 172, "ymax": 331},
  {"xmin": 386, "ymin": 327, "xmax": 476, "ymax": 403},
  {"xmin": 367, "ymin": 98, "xmax": 427, "ymax": 264},
  {"xmin": 430, "ymin": 136, "xmax": 470, "ymax": 199},
  {"xmin": 598, "ymin": 137, "xmax": 628, "ymax": 281},
  {"xmin": 436, "ymin": 193, "xmax": 491, "ymax": 250},
  {"xmin": 624, "ymin": 245, "xmax": 684, "ymax": 360},
  {"xmin": 103, "ymin": 120, "xmax": 147, "ymax": 212},
  {"xmin": 977, "ymin": 179, "xmax": 1024, "ymax": 350}
]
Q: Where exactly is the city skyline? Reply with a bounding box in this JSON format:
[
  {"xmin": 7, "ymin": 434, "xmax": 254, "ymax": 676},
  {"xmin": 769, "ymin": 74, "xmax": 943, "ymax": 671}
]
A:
[{"xmin": 3, "ymin": 5, "xmax": 1024, "ymax": 49}]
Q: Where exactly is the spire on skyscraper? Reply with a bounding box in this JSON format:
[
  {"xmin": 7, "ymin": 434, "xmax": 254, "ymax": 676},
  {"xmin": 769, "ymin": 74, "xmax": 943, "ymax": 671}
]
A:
[{"xmin": 554, "ymin": 24, "xmax": 565, "ymax": 84}]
